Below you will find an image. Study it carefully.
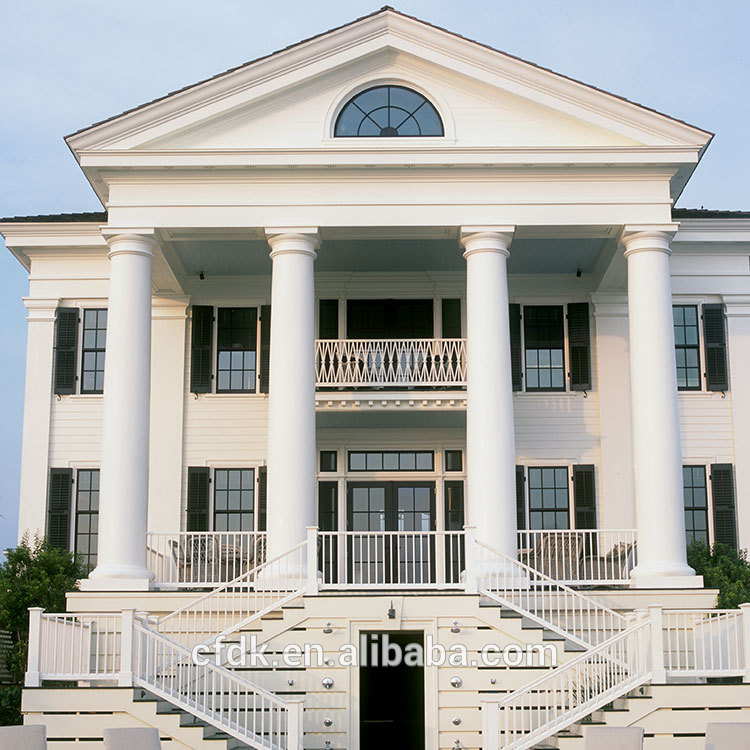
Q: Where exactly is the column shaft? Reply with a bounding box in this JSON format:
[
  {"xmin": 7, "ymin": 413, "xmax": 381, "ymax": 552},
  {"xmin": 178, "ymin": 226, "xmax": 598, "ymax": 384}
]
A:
[
  {"xmin": 624, "ymin": 228, "xmax": 698, "ymax": 587},
  {"xmin": 461, "ymin": 228, "xmax": 517, "ymax": 558},
  {"xmin": 85, "ymin": 233, "xmax": 155, "ymax": 590},
  {"xmin": 265, "ymin": 231, "xmax": 318, "ymax": 561}
]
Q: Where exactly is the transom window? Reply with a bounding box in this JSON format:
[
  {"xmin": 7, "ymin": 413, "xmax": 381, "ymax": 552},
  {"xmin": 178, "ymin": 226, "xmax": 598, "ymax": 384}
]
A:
[
  {"xmin": 214, "ymin": 468, "xmax": 254, "ymax": 531},
  {"xmin": 334, "ymin": 85, "xmax": 444, "ymax": 137},
  {"xmin": 683, "ymin": 466, "xmax": 709, "ymax": 545},
  {"xmin": 217, "ymin": 308, "xmax": 257, "ymax": 392},
  {"xmin": 528, "ymin": 467, "xmax": 570, "ymax": 530},
  {"xmin": 524, "ymin": 306, "xmax": 565, "ymax": 391},
  {"xmin": 75, "ymin": 469, "xmax": 99, "ymax": 569},
  {"xmin": 81, "ymin": 309, "xmax": 107, "ymax": 394},
  {"xmin": 673, "ymin": 305, "xmax": 701, "ymax": 390},
  {"xmin": 348, "ymin": 451, "xmax": 434, "ymax": 472}
]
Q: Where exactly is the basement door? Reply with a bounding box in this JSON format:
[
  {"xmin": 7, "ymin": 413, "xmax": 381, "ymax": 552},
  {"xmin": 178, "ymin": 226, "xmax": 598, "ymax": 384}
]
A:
[
  {"xmin": 360, "ymin": 631, "xmax": 425, "ymax": 750},
  {"xmin": 347, "ymin": 482, "xmax": 435, "ymax": 585}
]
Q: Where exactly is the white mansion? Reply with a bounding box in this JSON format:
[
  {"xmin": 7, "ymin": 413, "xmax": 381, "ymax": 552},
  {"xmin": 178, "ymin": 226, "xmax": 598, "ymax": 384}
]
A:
[{"xmin": 3, "ymin": 7, "xmax": 750, "ymax": 750}]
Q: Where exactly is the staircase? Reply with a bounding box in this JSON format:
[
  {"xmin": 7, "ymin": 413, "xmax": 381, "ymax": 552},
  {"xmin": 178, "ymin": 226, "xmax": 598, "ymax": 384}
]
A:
[{"xmin": 473, "ymin": 540, "xmax": 651, "ymax": 750}]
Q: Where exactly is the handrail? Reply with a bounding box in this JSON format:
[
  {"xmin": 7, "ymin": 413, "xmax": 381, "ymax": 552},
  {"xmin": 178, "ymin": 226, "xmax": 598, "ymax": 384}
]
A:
[
  {"xmin": 475, "ymin": 539, "xmax": 627, "ymax": 647},
  {"xmin": 155, "ymin": 540, "xmax": 307, "ymax": 648},
  {"xmin": 487, "ymin": 620, "xmax": 651, "ymax": 750},
  {"xmin": 315, "ymin": 337, "xmax": 466, "ymax": 388},
  {"xmin": 134, "ymin": 622, "xmax": 302, "ymax": 750}
]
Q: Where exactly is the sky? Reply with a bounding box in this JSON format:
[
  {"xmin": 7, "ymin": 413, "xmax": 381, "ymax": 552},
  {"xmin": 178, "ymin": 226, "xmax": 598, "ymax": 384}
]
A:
[{"xmin": 0, "ymin": 0, "xmax": 748, "ymax": 553}]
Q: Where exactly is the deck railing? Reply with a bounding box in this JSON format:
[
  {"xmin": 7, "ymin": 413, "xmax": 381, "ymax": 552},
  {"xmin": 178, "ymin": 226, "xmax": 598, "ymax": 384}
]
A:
[
  {"xmin": 146, "ymin": 531, "xmax": 267, "ymax": 588},
  {"xmin": 145, "ymin": 528, "xmax": 638, "ymax": 589},
  {"xmin": 516, "ymin": 529, "xmax": 637, "ymax": 585},
  {"xmin": 315, "ymin": 337, "xmax": 466, "ymax": 388},
  {"xmin": 318, "ymin": 530, "xmax": 465, "ymax": 589}
]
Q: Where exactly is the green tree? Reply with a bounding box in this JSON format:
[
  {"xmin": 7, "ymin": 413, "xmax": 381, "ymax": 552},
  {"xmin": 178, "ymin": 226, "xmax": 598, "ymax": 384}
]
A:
[
  {"xmin": 687, "ymin": 541, "xmax": 750, "ymax": 609},
  {"xmin": 0, "ymin": 536, "xmax": 86, "ymax": 724}
]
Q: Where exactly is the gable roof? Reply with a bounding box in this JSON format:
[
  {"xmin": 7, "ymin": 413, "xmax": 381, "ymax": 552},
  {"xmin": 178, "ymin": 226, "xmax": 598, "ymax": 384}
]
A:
[{"xmin": 65, "ymin": 6, "xmax": 712, "ymax": 155}]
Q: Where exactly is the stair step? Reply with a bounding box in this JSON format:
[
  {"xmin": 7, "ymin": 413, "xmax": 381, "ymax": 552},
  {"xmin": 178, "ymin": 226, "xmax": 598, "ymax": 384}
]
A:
[{"xmin": 260, "ymin": 611, "xmax": 284, "ymax": 620}]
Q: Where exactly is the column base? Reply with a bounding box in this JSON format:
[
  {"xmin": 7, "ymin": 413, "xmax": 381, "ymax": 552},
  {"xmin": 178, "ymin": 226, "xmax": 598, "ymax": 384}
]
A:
[
  {"xmin": 631, "ymin": 562, "xmax": 703, "ymax": 589},
  {"xmin": 80, "ymin": 562, "xmax": 154, "ymax": 591}
]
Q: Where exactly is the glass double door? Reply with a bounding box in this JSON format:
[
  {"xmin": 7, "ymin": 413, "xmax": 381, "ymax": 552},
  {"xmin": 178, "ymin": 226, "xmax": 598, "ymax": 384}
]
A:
[{"xmin": 347, "ymin": 482, "xmax": 435, "ymax": 585}]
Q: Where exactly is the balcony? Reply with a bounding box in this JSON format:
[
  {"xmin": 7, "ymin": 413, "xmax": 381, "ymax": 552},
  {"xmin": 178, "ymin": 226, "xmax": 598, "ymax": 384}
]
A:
[
  {"xmin": 145, "ymin": 528, "xmax": 636, "ymax": 589},
  {"xmin": 314, "ymin": 338, "xmax": 467, "ymax": 389}
]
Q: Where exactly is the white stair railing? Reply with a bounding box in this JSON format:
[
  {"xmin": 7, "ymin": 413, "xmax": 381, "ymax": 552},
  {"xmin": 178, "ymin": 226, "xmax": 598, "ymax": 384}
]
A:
[
  {"xmin": 134, "ymin": 621, "xmax": 303, "ymax": 750},
  {"xmin": 315, "ymin": 337, "xmax": 466, "ymax": 388},
  {"xmin": 155, "ymin": 539, "xmax": 308, "ymax": 648},
  {"xmin": 474, "ymin": 538, "xmax": 627, "ymax": 647},
  {"xmin": 482, "ymin": 619, "xmax": 651, "ymax": 750}
]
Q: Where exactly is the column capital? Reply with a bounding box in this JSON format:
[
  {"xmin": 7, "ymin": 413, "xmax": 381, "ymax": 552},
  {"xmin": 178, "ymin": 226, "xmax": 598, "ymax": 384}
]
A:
[
  {"xmin": 102, "ymin": 229, "xmax": 157, "ymax": 260},
  {"xmin": 459, "ymin": 226, "xmax": 515, "ymax": 258},
  {"xmin": 265, "ymin": 228, "xmax": 320, "ymax": 259},
  {"xmin": 22, "ymin": 298, "xmax": 60, "ymax": 322},
  {"xmin": 622, "ymin": 224, "xmax": 679, "ymax": 257}
]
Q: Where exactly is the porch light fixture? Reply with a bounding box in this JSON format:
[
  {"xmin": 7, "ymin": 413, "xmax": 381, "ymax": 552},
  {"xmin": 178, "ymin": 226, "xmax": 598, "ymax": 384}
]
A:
[
  {"xmin": 452, "ymin": 717, "xmax": 461, "ymax": 726},
  {"xmin": 450, "ymin": 676, "xmax": 462, "ymax": 688},
  {"xmin": 322, "ymin": 677, "xmax": 334, "ymax": 689},
  {"xmin": 287, "ymin": 679, "xmax": 294, "ymax": 686},
  {"xmin": 387, "ymin": 601, "xmax": 396, "ymax": 619},
  {"xmin": 323, "ymin": 622, "xmax": 333, "ymax": 634},
  {"xmin": 323, "ymin": 718, "xmax": 333, "ymax": 727},
  {"xmin": 454, "ymin": 741, "xmax": 462, "ymax": 749},
  {"xmin": 451, "ymin": 621, "xmax": 460, "ymax": 633}
]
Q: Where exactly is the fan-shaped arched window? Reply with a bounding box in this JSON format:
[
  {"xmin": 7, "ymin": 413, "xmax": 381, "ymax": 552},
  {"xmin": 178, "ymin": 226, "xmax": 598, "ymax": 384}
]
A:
[{"xmin": 334, "ymin": 85, "xmax": 444, "ymax": 137}]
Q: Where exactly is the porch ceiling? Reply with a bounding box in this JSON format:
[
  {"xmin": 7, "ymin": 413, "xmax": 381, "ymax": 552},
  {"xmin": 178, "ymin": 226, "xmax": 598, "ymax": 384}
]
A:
[{"xmin": 165, "ymin": 234, "xmax": 610, "ymax": 278}]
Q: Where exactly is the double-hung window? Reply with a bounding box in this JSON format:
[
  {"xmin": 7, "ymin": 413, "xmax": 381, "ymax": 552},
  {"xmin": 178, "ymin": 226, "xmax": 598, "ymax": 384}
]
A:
[
  {"xmin": 53, "ymin": 307, "xmax": 107, "ymax": 395},
  {"xmin": 74, "ymin": 469, "xmax": 100, "ymax": 569},
  {"xmin": 216, "ymin": 308, "xmax": 257, "ymax": 393},
  {"xmin": 683, "ymin": 466, "xmax": 709, "ymax": 545},
  {"xmin": 81, "ymin": 309, "xmax": 107, "ymax": 394},
  {"xmin": 527, "ymin": 467, "xmax": 570, "ymax": 529},
  {"xmin": 213, "ymin": 468, "xmax": 255, "ymax": 531},
  {"xmin": 523, "ymin": 307, "xmax": 566, "ymax": 391},
  {"xmin": 673, "ymin": 305, "xmax": 701, "ymax": 390}
]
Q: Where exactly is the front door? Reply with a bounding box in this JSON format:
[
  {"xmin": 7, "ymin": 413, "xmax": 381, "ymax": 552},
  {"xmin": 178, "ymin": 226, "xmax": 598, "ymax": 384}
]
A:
[
  {"xmin": 360, "ymin": 631, "xmax": 425, "ymax": 750},
  {"xmin": 347, "ymin": 482, "xmax": 435, "ymax": 585}
]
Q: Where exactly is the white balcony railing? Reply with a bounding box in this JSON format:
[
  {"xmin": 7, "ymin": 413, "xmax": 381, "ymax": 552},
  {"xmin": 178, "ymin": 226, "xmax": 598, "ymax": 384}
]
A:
[
  {"xmin": 315, "ymin": 338, "xmax": 466, "ymax": 388},
  {"xmin": 318, "ymin": 530, "xmax": 465, "ymax": 589},
  {"xmin": 145, "ymin": 529, "xmax": 637, "ymax": 589},
  {"xmin": 516, "ymin": 529, "xmax": 637, "ymax": 585},
  {"xmin": 146, "ymin": 531, "xmax": 266, "ymax": 588}
]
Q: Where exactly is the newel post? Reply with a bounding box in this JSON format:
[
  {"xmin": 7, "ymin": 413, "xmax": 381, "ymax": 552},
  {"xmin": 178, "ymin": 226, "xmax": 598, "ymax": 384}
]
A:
[
  {"xmin": 25, "ymin": 607, "xmax": 44, "ymax": 687},
  {"xmin": 481, "ymin": 698, "xmax": 502, "ymax": 750},
  {"xmin": 648, "ymin": 605, "xmax": 666, "ymax": 683},
  {"xmin": 306, "ymin": 526, "xmax": 319, "ymax": 595},
  {"xmin": 740, "ymin": 603, "xmax": 750, "ymax": 683},
  {"xmin": 463, "ymin": 525, "xmax": 478, "ymax": 594},
  {"xmin": 119, "ymin": 609, "xmax": 135, "ymax": 687},
  {"xmin": 286, "ymin": 697, "xmax": 305, "ymax": 749}
]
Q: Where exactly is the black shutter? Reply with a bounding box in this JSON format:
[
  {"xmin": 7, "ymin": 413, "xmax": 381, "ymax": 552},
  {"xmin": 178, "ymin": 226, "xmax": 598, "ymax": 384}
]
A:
[
  {"xmin": 509, "ymin": 304, "xmax": 522, "ymax": 391},
  {"xmin": 186, "ymin": 467, "xmax": 210, "ymax": 532},
  {"xmin": 318, "ymin": 300, "xmax": 338, "ymax": 339},
  {"xmin": 441, "ymin": 299, "xmax": 462, "ymax": 338},
  {"xmin": 567, "ymin": 303, "xmax": 592, "ymax": 391},
  {"xmin": 703, "ymin": 304, "xmax": 728, "ymax": 391},
  {"xmin": 711, "ymin": 463, "xmax": 737, "ymax": 549},
  {"xmin": 47, "ymin": 468, "xmax": 73, "ymax": 550},
  {"xmin": 257, "ymin": 466, "xmax": 267, "ymax": 532},
  {"xmin": 53, "ymin": 308, "xmax": 78, "ymax": 395},
  {"xmin": 573, "ymin": 465, "xmax": 597, "ymax": 530},
  {"xmin": 190, "ymin": 306, "xmax": 213, "ymax": 394},
  {"xmin": 515, "ymin": 466, "xmax": 526, "ymax": 530},
  {"xmin": 259, "ymin": 305, "xmax": 271, "ymax": 394}
]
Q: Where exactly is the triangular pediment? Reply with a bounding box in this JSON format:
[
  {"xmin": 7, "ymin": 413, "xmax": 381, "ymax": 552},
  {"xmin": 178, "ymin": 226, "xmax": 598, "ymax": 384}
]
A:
[{"xmin": 67, "ymin": 8, "xmax": 711, "ymax": 157}]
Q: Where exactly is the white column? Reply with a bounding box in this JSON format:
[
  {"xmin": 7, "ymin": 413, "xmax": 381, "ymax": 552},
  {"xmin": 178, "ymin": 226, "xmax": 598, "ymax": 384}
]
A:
[
  {"xmin": 724, "ymin": 296, "xmax": 750, "ymax": 552},
  {"xmin": 265, "ymin": 229, "xmax": 319, "ymax": 562},
  {"xmin": 460, "ymin": 227, "xmax": 517, "ymax": 559},
  {"xmin": 18, "ymin": 299, "xmax": 59, "ymax": 542},
  {"xmin": 83, "ymin": 232, "xmax": 156, "ymax": 591},
  {"xmin": 623, "ymin": 227, "xmax": 700, "ymax": 588}
]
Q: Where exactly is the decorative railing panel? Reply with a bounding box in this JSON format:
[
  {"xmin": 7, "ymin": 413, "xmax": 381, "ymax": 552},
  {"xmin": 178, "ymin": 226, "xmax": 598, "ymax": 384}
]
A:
[
  {"xmin": 315, "ymin": 338, "xmax": 466, "ymax": 388},
  {"xmin": 146, "ymin": 531, "xmax": 267, "ymax": 588},
  {"xmin": 318, "ymin": 530, "xmax": 465, "ymax": 589},
  {"xmin": 516, "ymin": 529, "xmax": 637, "ymax": 585}
]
